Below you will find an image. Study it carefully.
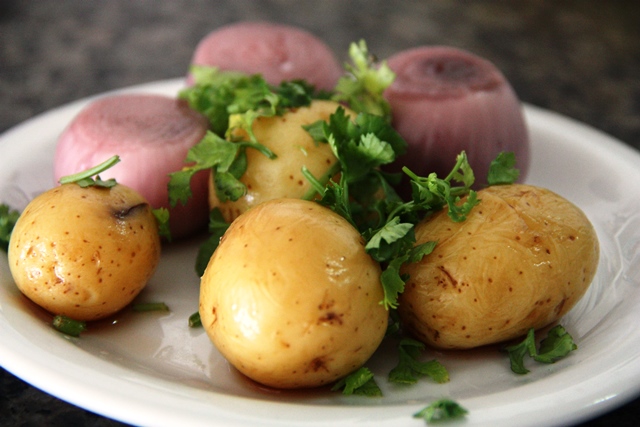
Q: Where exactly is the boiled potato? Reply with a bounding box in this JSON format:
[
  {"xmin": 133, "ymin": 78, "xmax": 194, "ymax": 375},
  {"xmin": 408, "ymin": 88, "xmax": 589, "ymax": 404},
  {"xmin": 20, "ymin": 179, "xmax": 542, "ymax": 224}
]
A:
[
  {"xmin": 398, "ymin": 184, "xmax": 599, "ymax": 350},
  {"xmin": 8, "ymin": 183, "xmax": 161, "ymax": 321},
  {"xmin": 209, "ymin": 100, "xmax": 353, "ymax": 222},
  {"xmin": 200, "ymin": 198, "xmax": 388, "ymax": 389}
]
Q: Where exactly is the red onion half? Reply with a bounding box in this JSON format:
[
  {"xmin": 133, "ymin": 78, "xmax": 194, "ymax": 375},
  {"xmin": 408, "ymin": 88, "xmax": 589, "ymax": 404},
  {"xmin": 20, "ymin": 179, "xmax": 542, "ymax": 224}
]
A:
[
  {"xmin": 384, "ymin": 46, "xmax": 529, "ymax": 189},
  {"xmin": 189, "ymin": 22, "xmax": 342, "ymax": 91},
  {"xmin": 54, "ymin": 94, "xmax": 210, "ymax": 239}
]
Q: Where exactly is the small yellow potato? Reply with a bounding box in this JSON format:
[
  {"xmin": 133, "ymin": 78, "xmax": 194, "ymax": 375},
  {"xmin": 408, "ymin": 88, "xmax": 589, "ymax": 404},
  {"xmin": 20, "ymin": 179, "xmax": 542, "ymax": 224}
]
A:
[
  {"xmin": 209, "ymin": 100, "xmax": 352, "ymax": 222},
  {"xmin": 8, "ymin": 183, "xmax": 161, "ymax": 321},
  {"xmin": 399, "ymin": 184, "xmax": 599, "ymax": 350},
  {"xmin": 200, "ymin": 198, "xmax": 388, "ymax": 389}
]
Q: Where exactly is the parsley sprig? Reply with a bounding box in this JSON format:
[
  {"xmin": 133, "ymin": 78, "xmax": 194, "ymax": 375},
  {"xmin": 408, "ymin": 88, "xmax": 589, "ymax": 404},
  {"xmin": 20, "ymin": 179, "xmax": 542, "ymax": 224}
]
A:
[
  {"xmin": 169, "ymin": 68, "xmax": 325, "ymax": 209},
  {"xmin": 505, "ymin": 325, "xmax": 577, "ymax": 374},
  {"xmin": 331, "ymin": 367, "xmax": 382, "ymax": 397},
  {"xmin": 389, "ymin": 338, "xmax": 449, "ymax": 384},
  {"xmin": 414, "ymin": 399, "xmax": 469, "ymax": 423},
  {"xmin": 0, "ymin": 204, "xmax": 20, "ymax": 252},
  {"xmin": 332, "ymin": 40, "xmax": 395, "ymax": 121}
]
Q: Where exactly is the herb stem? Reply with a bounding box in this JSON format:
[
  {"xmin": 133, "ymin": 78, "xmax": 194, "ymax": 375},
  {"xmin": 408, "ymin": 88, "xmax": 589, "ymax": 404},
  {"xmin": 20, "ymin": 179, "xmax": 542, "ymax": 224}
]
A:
[
  {"xmin": 301, "ymin": 161, "xmax": 342, "ymax": 201},
  {"xmin": 58, "ymin": 155, "xmax": 121, "ymax": 184},
  {"xmin": 132, "ymin": 302, "xmax": 170, "ymax": 312},
  {"xmin": 52, "ymin": 315, "xmax": 87, "ymax": 337}
]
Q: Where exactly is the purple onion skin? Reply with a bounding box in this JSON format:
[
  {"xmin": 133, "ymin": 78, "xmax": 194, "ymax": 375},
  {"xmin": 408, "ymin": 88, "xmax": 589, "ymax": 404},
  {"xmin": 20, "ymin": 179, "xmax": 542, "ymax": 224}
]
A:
[
  {"xmin": 54, "ymin": 94, "xmax": 210, "ymax": 240},
  {"xmin": 188, "ymin": 22, "xmax": 343, "ymax": 91},
  {"xmin": 384, "ymin": 46, "xmax": 530, "ymax": 193}
]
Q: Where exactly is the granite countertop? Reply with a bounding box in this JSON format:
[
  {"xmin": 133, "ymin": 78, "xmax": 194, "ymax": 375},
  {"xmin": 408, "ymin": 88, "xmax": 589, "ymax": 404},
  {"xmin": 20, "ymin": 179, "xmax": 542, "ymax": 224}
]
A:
[{"xmin": 1, "ymin": 1, "xmax": 639, "ymax": 426}]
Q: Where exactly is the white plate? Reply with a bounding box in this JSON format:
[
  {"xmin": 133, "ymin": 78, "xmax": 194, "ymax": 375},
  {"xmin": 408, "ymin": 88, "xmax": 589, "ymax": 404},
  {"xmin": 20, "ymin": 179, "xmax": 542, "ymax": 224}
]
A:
[{"xmin": 1, "ymin": 79, "xmax": 640, "ymax": 427}]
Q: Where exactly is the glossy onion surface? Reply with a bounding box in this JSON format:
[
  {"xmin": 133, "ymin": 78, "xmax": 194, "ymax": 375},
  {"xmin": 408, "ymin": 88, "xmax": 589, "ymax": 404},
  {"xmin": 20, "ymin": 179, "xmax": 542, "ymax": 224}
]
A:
[
  {"xmin": 384, "ymin": 46, "xmax": 530, "ymax": 189},
  {"xmin": 53, "ymin": 94, "xmax": 210, "ymax": 239},
  {"xmin": 189, "ymin": 21, "xmax": 342, "ymax": 91}
]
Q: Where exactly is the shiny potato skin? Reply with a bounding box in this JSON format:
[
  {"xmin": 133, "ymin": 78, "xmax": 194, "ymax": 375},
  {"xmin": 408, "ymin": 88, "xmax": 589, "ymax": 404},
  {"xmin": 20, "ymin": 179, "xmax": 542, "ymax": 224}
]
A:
[
  {"xmin": 199, "ymin": 198, "xmax": 388, "ymax": 389},
  {"xmin": 8, "ymin": 183, "xmax": 161, "ymax": 321},
  {"xmin": 208, "ymin": 100, "xmax": 351, "ymax": 222},
  {"xmin": 399, "ymin": 184, "xmax": 599, "ymax": 350}
]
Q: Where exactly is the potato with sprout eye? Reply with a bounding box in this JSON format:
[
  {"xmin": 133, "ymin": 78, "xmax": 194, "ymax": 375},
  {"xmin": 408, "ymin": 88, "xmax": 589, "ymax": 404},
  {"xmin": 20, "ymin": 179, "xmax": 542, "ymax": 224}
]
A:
[
  {"xmin": 199, "ymin": 198, "xmax": 388, "ymax": 389},
  {"xmin": 8, "ymin": 180, "xmax": 161, "ymax": 321},
  {"xmin": 398, "ymin": 184, "xmax": 599, "ymax": 350},
  {"xmin": 208, "ymin": 100, "xmax": 354, "ymax": 222}
]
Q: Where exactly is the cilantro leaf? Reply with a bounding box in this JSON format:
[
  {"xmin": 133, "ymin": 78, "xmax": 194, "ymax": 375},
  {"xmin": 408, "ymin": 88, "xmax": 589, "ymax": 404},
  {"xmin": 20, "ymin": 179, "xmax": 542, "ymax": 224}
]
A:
[
  {"xmin": 378, "ymin": 241, "xmax": 436, "ymax": 310},
  {"xmin": 0, "ymin": 204, "xmax": 20, "ymax": 252},
  {"xmin": 151, "ymin": 208, "xmax": 172, "ymax": 242},
  {"xmin": 389, "ymin": 338, "xmax": 450, "ymax": 384},
  {"xmin": 304, "ymin": 107, "xmax": 407, "ymax": 231},
  {"xmin": 534, "ymin": 325, "xmax": 578, "ymax": 364},
  {"xmin": 413, "ymin": 399, "xmax": 468, "ymax": 423},
  {"xmin": 365, "ymin": 217, "xmax": 415, "ymax": 263},
  {"xmin": 379, "ymin": 257, "xmax": 409, "ymax": 310},
  {"xmin": 404, "ymin": 151, "xmax": 479, "ymax": 223},
  {"xmin": 181, "ymin": 66, "xmax": 322, "ymax": 137},
  {"xmin": 505, "ymin": 325, "xmax": 577, "ymax": 374},
  {"xmin": 333, "ymin": 40, "xmax": 395, "ymax": 121},
  {"xmin": 331, "ymin": 367, "xmax": 382, "ymax": 397},
  {"xmin": 487, "ymin": 151, "xmax": 520, "ymax": 185},
  {"xmin": 167, "ymin": 131, "xmax": 239, "ymax": 206},
  {"xmin": 172, "ymin": 69, "xmax": 324, "ymax": 212},
  {"xmin": 313, "ymin": 108, "xmax": 406, "ymax": 185},
  {"xmin": 195, "ymin": 208, "xmax": 230, "ymax": 276},
  {"xmin": 504, "ymin": 328, "xmax": 538, "ymax": 374}
]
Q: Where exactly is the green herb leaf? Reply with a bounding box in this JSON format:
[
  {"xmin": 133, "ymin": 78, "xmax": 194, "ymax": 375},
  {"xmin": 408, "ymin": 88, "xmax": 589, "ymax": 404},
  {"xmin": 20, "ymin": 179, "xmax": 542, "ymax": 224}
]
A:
[
  {"xmin": 378, "ymin": 241, "xmax": 436, "ymax": 310},
  {"xmin": 173, "ymin": 68, "xmax": 324, "ymax": 212},
  {"xmin": 379, "ymin": 257, "xmax": 409, "ymax": 310},
  {"xmin": 188, "ymin": 311, "xmax": 202, "ymax": 328},
  {"xmin": 534, "ymin": 325, "xmax": 578, "ymax": 364},
  {"xmin": 167, "ymin": 131, "xmax": 243, "ymax": 206},
  {"xmin": 305, "ymin": 107, "xmax": 407, "ymax": 233},
  {"xmin": 331, "ymin": 367, "xmax": 382, "ymax": 397},
  {"xmin": 311, "ymin": 108, "xmax": 406, "ymax": 186},
  {"xmin": 333, "ymin": 40, "xmax": 395, "ymax": 121},
  {"xmin": 413, "ymin": 399, "xmax": 468, "ymax": 423},
  {"xmin": 365, "ymin": 217, "xmax": 415, "ymax": 263},
  {"xmin": 152, "ymin": 208, "xmax": 172, "ymax": 241},
  {"xmin": 505, "ymin": 328, "xmax": 537, "ymax": 374},
  {"xmin": 505, "ymin": 326, "xmax": 577, "ymax": 374},
  {"xmin": 404, "ymin": 151, "xmax": 479, "ymax": 223},
  {"xmin": 195, "ymin": 208, "xmax": 230, "ymax": 276},
  {"xmin": 0, "ymin": 204, "xmax": 20, "ymax": 252},
  {"xmin": 389, "ymin": 338, "xmax": 449, "ymax": 384},
  {"xmin": 487, "ymin": 151, "xmax": 520, "ymax": 185}
]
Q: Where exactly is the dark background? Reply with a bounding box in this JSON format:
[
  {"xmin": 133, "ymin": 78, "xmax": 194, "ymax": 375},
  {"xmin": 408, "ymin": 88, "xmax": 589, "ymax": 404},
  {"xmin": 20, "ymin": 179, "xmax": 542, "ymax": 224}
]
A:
[{"xmin": 1, "ymin": 1, "xmax": 639, "ymax": 426}]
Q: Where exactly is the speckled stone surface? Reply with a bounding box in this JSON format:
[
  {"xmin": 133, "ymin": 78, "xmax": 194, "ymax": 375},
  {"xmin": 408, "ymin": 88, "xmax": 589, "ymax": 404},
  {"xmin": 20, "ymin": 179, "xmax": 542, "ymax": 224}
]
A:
[{"xmin": 0, "ymin": 1, "xmax": 639, "ymax": 426}]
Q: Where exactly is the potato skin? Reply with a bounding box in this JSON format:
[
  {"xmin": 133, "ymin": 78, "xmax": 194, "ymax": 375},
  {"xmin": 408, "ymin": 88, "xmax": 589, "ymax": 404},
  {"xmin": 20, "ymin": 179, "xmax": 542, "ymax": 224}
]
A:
[
  {"xmin": 8, "ymin": 183, "xmax": 161, "ymax": 321},
  {"xmin": 399, "ymin": 184, "xmax": 599, "ymax": 349},
  {"xmin": 208, "ymin": 100, "xmax": 350, "ymax": 222},
  {"xmin": 200, "ymin": 198, "xmax": 388, "ymax": 389}
]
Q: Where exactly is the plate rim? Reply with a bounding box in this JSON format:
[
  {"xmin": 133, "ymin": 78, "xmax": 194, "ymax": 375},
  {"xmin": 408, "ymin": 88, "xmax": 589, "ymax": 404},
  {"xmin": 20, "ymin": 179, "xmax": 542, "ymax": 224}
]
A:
[{"xmin": 1, "ymin": 78, "xmax": 640, "ymax": 427}]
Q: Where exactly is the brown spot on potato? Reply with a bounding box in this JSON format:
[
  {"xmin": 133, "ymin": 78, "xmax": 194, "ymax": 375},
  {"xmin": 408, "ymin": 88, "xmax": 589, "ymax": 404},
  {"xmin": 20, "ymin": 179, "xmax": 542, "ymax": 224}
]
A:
[
  {"xmin": 318, "ymin": 311, "xmax": 343, "ymax": 325},
  {"xmin": 309, "ymin": 357, "xmax": 330, "ymax": 373}
]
